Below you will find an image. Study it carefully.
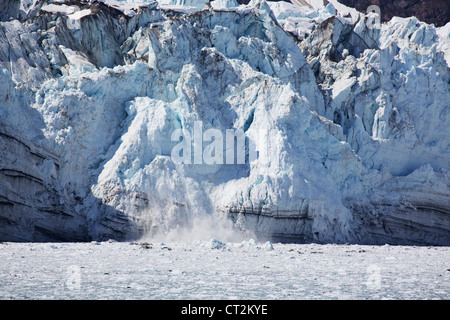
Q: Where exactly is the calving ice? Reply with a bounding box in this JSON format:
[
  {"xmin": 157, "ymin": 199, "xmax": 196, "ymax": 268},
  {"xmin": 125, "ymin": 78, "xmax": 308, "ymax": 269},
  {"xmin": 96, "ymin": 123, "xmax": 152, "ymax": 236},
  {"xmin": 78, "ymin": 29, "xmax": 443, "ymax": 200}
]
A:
[
  {"xmin": 181, "ymin": 304, "xmax": 268, "ymax": 316},
  {"xmin": 170, "ymin": 121, "xmax": 277, "ymax": 166},
  {"xmin": 0, "ymin": 0, "xmax": 448, "ymax": 245}
]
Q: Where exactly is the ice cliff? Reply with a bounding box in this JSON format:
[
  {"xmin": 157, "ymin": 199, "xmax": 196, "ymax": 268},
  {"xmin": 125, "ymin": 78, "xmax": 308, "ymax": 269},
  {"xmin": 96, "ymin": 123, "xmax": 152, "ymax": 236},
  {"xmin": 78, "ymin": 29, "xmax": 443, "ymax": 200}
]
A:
[{"xmin": 0, "ymin": 0, "xmax": 449, "ymax": 244}]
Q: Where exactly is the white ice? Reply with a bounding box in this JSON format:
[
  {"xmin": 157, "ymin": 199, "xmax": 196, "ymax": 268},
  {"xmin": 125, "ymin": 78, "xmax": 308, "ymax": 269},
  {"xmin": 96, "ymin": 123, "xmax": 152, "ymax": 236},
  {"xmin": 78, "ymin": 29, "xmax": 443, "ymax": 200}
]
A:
[{"xmin": 0, "ymin": 241, "xmax": 448, "ymax": 299}]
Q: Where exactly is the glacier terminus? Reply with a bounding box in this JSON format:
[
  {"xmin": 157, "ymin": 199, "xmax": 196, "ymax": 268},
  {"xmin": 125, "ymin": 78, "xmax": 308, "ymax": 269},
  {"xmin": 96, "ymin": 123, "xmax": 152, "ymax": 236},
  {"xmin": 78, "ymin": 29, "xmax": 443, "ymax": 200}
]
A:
[{"xmin": 0, "ymin": 0, "xmax": 449, "ymax": 245}]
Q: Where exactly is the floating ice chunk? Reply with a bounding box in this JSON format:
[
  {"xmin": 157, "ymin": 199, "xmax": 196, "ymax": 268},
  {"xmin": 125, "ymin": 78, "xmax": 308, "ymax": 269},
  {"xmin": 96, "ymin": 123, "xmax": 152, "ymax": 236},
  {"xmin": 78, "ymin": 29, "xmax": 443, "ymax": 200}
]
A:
[
  {"xmin": 261, "ymin": 241, "xmax": 274, "ymax": 251},
  {"xmin": 210, "ymin": 238, "xmax": 226, "ymax": 249},
  {"xmin": 246, "ymin": 239, "xmax": 257, "ymax": 247}
]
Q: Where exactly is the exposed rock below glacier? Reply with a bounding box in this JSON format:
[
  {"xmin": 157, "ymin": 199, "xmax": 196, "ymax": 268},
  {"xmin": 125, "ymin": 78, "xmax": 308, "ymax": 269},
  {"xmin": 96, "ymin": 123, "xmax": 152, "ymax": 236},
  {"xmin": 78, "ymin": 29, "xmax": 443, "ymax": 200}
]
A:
[
  {"xmin": 0, "ymin": 125, "xmax": 88, "ymax": 241},
  {"xmin": 0, "ymin": 0, "xmax": 449, "ymax": 244}
]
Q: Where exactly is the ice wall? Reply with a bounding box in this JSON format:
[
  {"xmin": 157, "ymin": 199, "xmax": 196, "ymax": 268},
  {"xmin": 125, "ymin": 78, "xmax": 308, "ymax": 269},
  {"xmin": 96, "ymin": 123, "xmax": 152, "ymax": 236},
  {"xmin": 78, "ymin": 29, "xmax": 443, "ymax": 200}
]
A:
[{"xmin": 0, "ymin": 0, "xmax": 449, "ymax": 244}]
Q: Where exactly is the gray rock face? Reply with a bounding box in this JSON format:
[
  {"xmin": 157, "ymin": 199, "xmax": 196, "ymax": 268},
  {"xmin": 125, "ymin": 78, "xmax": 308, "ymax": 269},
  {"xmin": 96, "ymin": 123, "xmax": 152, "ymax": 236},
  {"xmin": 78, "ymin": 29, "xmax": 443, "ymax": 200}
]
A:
[
  {"xmin": 337, "ymin": 0, "xmax": 450, "ymax": 27},
  {"xmin": 0, "ymin": 125, "xmax": 88, "ymax": 241}
]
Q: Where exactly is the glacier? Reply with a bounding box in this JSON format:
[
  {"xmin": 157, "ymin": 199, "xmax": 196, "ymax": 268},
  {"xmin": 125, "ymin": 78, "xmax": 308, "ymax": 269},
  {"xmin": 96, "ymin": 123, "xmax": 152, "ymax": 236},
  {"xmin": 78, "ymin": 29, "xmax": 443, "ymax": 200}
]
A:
[{"xmin": 0, "ymin": 0, "xmax": 449, "ymax": 244}]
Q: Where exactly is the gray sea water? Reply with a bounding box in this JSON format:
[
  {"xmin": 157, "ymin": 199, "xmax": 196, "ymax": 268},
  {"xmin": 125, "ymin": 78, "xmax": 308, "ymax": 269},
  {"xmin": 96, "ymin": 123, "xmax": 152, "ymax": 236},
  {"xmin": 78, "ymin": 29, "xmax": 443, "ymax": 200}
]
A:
[{"xmin": 0, "ymin": 240, "xmax": 449, "ymax": 299}]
